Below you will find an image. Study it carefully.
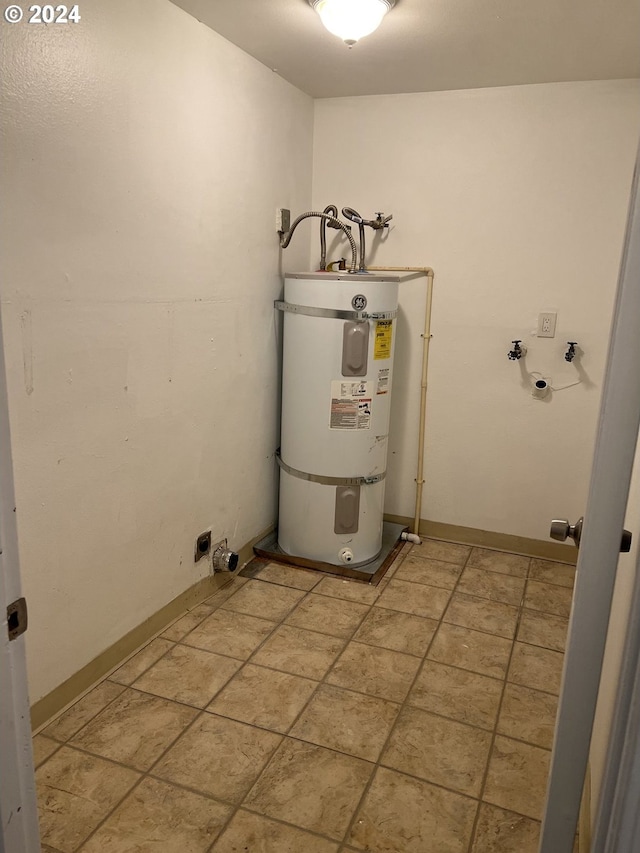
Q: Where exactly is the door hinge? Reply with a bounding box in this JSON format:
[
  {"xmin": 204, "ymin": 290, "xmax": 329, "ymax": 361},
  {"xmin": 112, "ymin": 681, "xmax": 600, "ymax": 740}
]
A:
[{"xmin": 7, "ymin": 597, "xmax": 28, "ymax": 640}]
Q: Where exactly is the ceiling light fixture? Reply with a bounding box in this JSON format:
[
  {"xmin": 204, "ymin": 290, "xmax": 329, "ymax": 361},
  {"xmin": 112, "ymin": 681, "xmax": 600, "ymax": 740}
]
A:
[{"xmin": 308, "ymin": 0, "xmax": 395, "ymax": 47}]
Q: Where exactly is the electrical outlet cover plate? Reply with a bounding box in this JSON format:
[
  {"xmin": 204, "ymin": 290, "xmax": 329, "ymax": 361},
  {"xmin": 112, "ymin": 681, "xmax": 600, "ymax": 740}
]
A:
[
  {"xmin": 276, "ymin": 208, "xmax": 290, "ymax": 233},
  {"xmin": 538, "ymin": 312, "xmax": 557, "ymax": 338}
]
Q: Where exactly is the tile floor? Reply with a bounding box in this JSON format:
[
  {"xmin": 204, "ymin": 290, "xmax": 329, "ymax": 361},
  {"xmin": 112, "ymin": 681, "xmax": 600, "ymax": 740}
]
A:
[{"xmin": 33, "ymin": 539, "xmax": 576, "ymax": 853}]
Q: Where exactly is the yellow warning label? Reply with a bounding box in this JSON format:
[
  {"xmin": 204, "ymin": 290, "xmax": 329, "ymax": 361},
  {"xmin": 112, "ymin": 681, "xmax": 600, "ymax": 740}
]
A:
[{"xmin": 374, "ymin": 320, "xmax": 393, "ymax": 360}]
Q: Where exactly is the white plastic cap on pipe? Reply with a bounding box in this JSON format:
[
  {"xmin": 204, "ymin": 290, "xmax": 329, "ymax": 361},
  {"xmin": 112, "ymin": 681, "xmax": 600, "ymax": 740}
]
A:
[{"xmin": 401, "ymin": 532, "xmax": 422, "ymax": 544}]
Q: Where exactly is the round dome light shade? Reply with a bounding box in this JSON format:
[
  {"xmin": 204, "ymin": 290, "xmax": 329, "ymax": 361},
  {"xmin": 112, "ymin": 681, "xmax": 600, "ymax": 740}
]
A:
[{"xmin": 309, "ymin": 0, "xmax": 395, "ymax": 45}]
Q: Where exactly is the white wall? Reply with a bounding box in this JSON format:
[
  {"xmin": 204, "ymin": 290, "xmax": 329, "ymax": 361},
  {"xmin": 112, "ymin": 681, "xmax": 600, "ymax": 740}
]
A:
[
  {"xmin": 0, "ymin": 0, "xmax": 313, "ymax": 702},
  {"xmin": 313, "ymin": 80, "xmax": 640, "ymax": 541}
]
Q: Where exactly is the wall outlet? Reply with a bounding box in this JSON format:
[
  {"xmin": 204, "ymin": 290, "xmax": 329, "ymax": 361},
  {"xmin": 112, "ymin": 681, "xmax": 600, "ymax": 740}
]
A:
[
  {"xmin": 194, "ymin": 531, "xmax": 211, "ymax": 562},
  {"xmin": 276, "ymin": 207, "xmax": 290, "ymax": 233},
  {"xmin": 537, "ymin": 312, "xmax": 557, "ymax": 338}
]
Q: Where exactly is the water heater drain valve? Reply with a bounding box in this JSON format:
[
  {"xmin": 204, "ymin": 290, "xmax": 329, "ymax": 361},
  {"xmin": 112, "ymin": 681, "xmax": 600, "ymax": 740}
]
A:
[{"xmin": 339, "ymin": 548, "xmax": 354, "ymax": 564}]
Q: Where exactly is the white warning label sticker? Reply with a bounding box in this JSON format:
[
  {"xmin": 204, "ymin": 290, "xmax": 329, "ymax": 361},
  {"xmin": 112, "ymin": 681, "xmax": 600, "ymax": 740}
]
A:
[
  {"xmin": 330, "ymin": 381, "xmax": 373, "ymax": 430},
  {"xmin": 376, "ymin": 368, "xmax": 390, "ymax": 395}
]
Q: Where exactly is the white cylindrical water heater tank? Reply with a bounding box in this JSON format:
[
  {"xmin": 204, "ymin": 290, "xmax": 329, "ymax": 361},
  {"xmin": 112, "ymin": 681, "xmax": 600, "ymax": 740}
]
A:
[{"xmin": 277, "ymin": 273, "xmax": 399, "ymax": 566}]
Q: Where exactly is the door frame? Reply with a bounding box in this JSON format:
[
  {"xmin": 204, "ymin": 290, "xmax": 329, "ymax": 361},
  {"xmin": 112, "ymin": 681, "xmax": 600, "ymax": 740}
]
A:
[
  {"xmin": 539, "ymin": 143, "xmax": 640, "ymax": 851},
  {"xmin": 0, "ymin": 312, "xmax": 40, "ymax": 850}
]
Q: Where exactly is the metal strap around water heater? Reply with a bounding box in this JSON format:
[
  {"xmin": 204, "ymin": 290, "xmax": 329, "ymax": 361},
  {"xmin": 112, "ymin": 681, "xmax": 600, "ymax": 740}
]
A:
[
  {"xmin": 275, "ymin": 300, "xmax": 397, "ymax": 322},
  {"xmin": 275, "ymin": 450, "xmax": 386, "ymax": 486}
]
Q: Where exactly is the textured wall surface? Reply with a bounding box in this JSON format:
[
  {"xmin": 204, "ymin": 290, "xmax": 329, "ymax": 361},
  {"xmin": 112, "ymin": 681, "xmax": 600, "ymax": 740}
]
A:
[
  {"xmin": 0, "ymin": 0, "xmax": 313, "ymax": 701},
  {"xmin": 313, "ymin": 80, "xmax": 640, "ymax": 540}
]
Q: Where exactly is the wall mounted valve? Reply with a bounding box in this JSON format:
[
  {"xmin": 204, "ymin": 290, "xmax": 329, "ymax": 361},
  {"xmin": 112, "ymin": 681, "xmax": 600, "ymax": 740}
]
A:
[
  {"xmin": 565, "ymin": 342, "xmax": 578, "ymax": 362},
  {"xmin": 342, "ymin": 207, "xmax": 394, "ymax": 272},
  {"xmin": 373, "ymin": 211, "xmax": 393, "ymax": 229},
  {"xmin": 508, "ymin": 340, "xmax": 526, "ymax": 360}
]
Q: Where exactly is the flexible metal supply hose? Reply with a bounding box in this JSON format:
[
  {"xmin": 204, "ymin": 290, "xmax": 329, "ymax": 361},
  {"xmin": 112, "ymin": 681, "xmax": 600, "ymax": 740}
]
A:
[
  {"xmin": 280, "ymin": 211, "xmax": 358, "ymax": 273},
  {"xmin": 319, "ymin": 204, "xmax": 339, "ymax": 271}
]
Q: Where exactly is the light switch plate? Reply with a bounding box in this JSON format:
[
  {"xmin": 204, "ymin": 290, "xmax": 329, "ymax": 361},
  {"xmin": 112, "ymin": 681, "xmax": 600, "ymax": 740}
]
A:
[{"xmin": 538, "ymin": 312, "xmax": 557, "ymax": 338}]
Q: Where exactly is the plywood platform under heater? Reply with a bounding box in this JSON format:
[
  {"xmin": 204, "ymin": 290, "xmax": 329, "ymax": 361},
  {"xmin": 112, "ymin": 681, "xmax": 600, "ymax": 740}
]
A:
[{"xmin": 252, "ymin": 521, "xmax": 407, "ymax": 585}]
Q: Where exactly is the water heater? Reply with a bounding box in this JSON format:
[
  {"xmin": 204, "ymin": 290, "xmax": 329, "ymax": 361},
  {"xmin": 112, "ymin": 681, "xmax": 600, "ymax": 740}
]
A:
[{"xmin": 277, "ymin": 272, "xmax": 399, "ymax": 566}]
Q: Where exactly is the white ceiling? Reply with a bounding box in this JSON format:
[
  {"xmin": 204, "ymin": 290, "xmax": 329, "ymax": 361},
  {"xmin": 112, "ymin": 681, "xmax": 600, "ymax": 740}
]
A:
[{"xmin": 170, "ymin": 0, "xmax": 640, "ymax": 98}]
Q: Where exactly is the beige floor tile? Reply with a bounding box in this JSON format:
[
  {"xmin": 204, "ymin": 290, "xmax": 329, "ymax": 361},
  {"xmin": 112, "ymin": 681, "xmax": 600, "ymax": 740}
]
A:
[
  {"xmin": 250, "ymin": 624, "xmax": 345, "ymax": 679},
  {"xmin": 444, "ymin": 592, "xmax": 519, "ymax": 639},
  {"xmin": 508, "ymin": 642, "xmax": 564, "ymax": 695},
  {"xmin": 393, "ymin": 555, "xmax": 462, "ymax": 589},
  {"xmin": 32, "ymin": 735, "xmax": 61, "ymax": 768},
  {"xmin": 498, "ymin": 683, "xmax": 558, "ymax": 748},
  {"xmin": 213, "ymin": 809, "xmax": 339, "ymax": 853},
  {"xmin": 290, "ymin": 684, "xmax": 400, "ymax": 761},
  {"xmin": 109, "ymin": 638, "xmax": 175, "ymax": 686},
  {"xmin": 471, "ymin": 803, "xmax": 540, "ymax": 853},
  {"xmin": 314, "ymin": 576, "xmax": 382, "ymax": 605},
  {"xmin": 160, "ymin": 604, "xmax": 215, "ymax": 642},
  {"xmin": 251, "ymin": 561, "xmax": 321, "ymax": 590},
  {"xmin": 409, "ymin": 660, "xmax": 503, "ymax": 730},
  {"xmin": 353, "ymin": 607, "xmax": 438, "ymax": 657},
  {"xmin": 348, "ymin": 766, "xmax": 477, "ymax": 853},
  {"xmin": 36, "ymin": 746, "xmax": 139, "ymax": 853},
  {"xmin": 385, "ymin": 545, "xmax": 415, "ymax": 578},
  {"xmin": 82, "ymin": 776, "xmax": 231, "ymax": 852},
  {"xmin": 382, "ymin": 706, "xmax": 491, "ymax": 797},
  {"xmin": 409, "ymin": 539, "xmax": 471, "ymax": 565},
  {"xmin": 183, "ymin": 608, "xmax": 276, "ymax": 659},
  {"xmin": 518, "ymin": 610, "xmax": 569, "ymax": 652},
  {"xmin": 43, "ymin": 681, "xmax": 126, "ymax": 742},
  {"xmin": 222, "ymin": 580, "xmax": 305, "ymax": 621},
  {"xmin": 244, "ymin": 739, "xmax": 372, "ymax": 841},
  {"xmin": 41, "ymin": 846, "xmax": 63, "ymax": 852},
  {"xmin": 208, "ymin": 663, "xmax": 317, "ymax": 732},
  {"xmin": 133, "ymin": 644, "xmax": 241, "ymax": 708},
  {"xmin": 155, "ymin": 711, "xmax": 281, "ymax": 802},
  {"xmin": 529, "ymin": 558, "xmax": 576, "ymax": 588},
  {"xmin": 71, "ymin": 689, "xmax": 197, "ymax": 771},
  {"xmin": 327, "ymin": 641, "xmax": 420, "ymax": 703},
  {"xmin": 457, "ymin": 567, "xmax": 525, "ymax": 606},
  {"xmin": 203, "ymin": 576, "xmax": 248, "ymax": 607},
  {"xmin": 285, "ymin": 594, "xmax": 369, "ymax": 638},
  {"xmin": 376, "ymin": 579, "xmax": 451, "ymax": 619},
  {"xmin": 484, "ymin": 736, "xmax": 551, "ymax": 820},
  {"xmin": 525, "ymin": 579, "xmax": 574, "ymax": 618},
  {"xmin": 467, "ymin": 548, "xmax": 530, "ymax": 578},
  {"xmin": 428, "ymin": 623, "xmax": 513, "ymax": 679}
]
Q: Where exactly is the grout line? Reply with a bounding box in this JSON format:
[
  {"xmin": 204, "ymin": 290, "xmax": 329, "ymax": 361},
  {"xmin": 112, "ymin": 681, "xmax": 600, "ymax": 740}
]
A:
[
  {"xmin": 230, "ymin": 575, "xmax": 382, "ymax": 848},
  {"xmin": 76, "ymin": 772, "xmax": 148, "ymax": 850},
  {"xmin": 109, "ymin": 639, "xmax": 179, "ymax": 690},
  {"xmin": 340, "ymin": 545, "xmax": 479, "ymax": 848},
  {"xmin": 38, "ymin": 557, "xmax": 392, "ymax": 852},
  {"xmin": 61, "ymin": 721, "xmax": 544, "ymax": 853},
  {"xmin": 42, "ymin": 682, "xmax": 134, "ymax": 746},
  {"xmin": 464, "ymin": 556, "xmax": 534, "ymax": 853},
  {"xmin": 202, "ymin": 572, "xmax": 346, "ymax": 851},
  {"xmin": 43, "ymin": 545, "xmax": 573, "ymax": 852},
  {"xmin": 209, "ymin": 803, "xmax": 355, "ymax": 852},
  {"xmin": 76, "ymin": 706, "xmax": 223, "ymax": 851}
]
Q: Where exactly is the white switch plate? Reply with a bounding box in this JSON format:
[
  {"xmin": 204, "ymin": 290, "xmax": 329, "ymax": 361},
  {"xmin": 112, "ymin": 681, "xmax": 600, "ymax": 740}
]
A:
[{"xmin": 538, "ymin": 312, "xmax": 557, "ymax": 338}]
